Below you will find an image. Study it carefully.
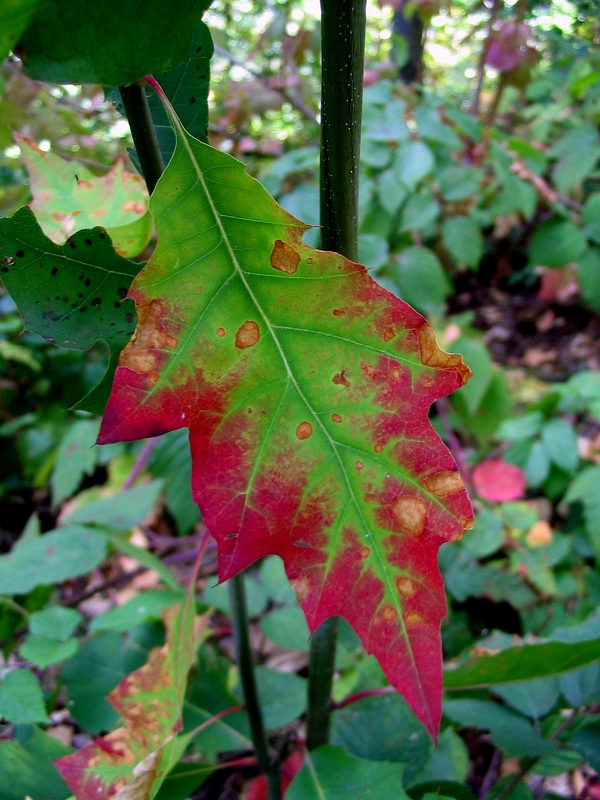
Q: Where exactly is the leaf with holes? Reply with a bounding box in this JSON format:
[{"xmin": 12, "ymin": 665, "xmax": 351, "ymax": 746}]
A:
[
  {"xmin": 98, "ymin": 85, "xmax": 473, "ymax": 737},
  {"xmin": 16, "ymin": 133, "xmax": 152, "ymax": 258},
  {"xmin": 55, "ymin": 596, "xmax": 210, "ymax": 800},
  {"xmin": 0, "ymin": 207, "xmax": 140, "ymax": 413}
]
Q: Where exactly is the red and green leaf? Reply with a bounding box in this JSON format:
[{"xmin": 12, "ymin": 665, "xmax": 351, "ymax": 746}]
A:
[
  {"xmin": 98, "ymin": 85, "xmax": 473, "ymax": 736},
  {"xmin": 55, "ymin": 589, "xmax": 210, "ymax": 800}
]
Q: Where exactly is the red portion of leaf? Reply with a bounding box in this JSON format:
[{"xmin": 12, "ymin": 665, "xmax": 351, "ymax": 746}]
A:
[
  {"xmin": 98, "ymin": 109, "xmax": 473, "ymax": 736},
  {"xmin": 246, "ymin": 750, "xmax": 304, "ymax": 799},
  {"xmin": 472, "ymin": 459, "xmax": 527, "ymax": 502}
]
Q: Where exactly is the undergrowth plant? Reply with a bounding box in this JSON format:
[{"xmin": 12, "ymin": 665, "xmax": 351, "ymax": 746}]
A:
[{"xmin": 0, "ymin": 2, "xmax": 600, "ymax": 800}]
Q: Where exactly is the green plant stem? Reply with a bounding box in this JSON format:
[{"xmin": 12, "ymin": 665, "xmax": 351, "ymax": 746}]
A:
[
  {"xmin": 118, "ymin": 82, "xmax": 165, "ymax": 194},
  {"xmin": 228, "ymin": 572, "xmax": 280, "ymax": 800},
  {"xmin": 306, "ymin": 0, "xmax": 367, "ymax": 752}
]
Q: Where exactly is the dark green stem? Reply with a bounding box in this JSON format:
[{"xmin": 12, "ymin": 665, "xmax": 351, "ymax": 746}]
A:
[
  {"xmin": 318, "ymin": 0, "xmax": 367, "ymax": 259},
  {"xmin": 306, "ymin": 0, "xmax": 367, "ymax": 751},
  {"xmin": 118, "ymin": 82, "xmax": 165, "ymax": 194},
  {"xmin": 306, "ymin": 616, "xmax": 340, "ymax": 750},
  {"xmin": 228, "ymin": 572, "xmax": 281, "ymax": 800}
]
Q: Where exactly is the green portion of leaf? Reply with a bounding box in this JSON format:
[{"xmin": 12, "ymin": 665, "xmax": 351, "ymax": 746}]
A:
[
  {"xmin": 331, "ymin": 693, "xmax": 431, "ymax": 785},
  {"xmin": 560, "ymin": 662, "xmax": 600, "ymax": 706},
  {"xmin": 29, "ymin": 606, "xmax": 82, "ymax": 639},
  {"xmin": 493, "ymin": 677, "xmax": 560, "ymax": 720},
  {"xmin": 0, "ymin": 526, "xmax": 106, "ymax": 595},
  {"xmin": 462, "ymin": 509, "xmax": 504, "ymax": 558},
  {"xmin": 393, "ymin": 141, "xmax": 435, "ymax": 190},
  {"xmin": 442, "ymin": 217, "xmax": 484, "ymax": 269},
  {"xmin": 569, "ymin": 721, "xmax": 600, "ymax": 772},
  {"xmin": 20, "ymin": 635, "xmax": 78, "ymax": 668},
  {"xmin": 540, "ymin": 419, "xmax": 579, "ymax": 474},
  {"xmin": 90, "ymin": 589, "xmax": 184, "ymax": 632},
  {"xmin": 0, "ymin": 207, "xmax": 140, "ymax": 413},
  {"xmin": 582, "ymin": 194, "xmax": 600, "ymax": 244},
  {"xmin": 449, "ymin": 337, "xmax": 493, "ymax": 415},
  {"xmin": 442, "ymin": 699, "xmax": 550, "ymax": 757},
  {"xmin": 0, "ymin": 725, "xmax": 72, "ymax": 800},
  {"xmin": 288, "ymin": 746, "xmax": 409, "ymax": 800},
  {"xmin": 0, "ymin": 669, "xmax": 49, "ymax": 724},
  {"xmin": 0, "ymin": 0, "xmax": 42, "ymax": 62},
  {"xmin": 564, "ymin": 465, "xmax": 600, "ymax": 559},
  {"xmin": 439, "ymin": 167, "xmax": 482, "ymax": 202},
  {"xmin": 16, "ymin": 134, "xmax": 151, "ymax": 258},
  {"xmin": 409, "ymin": 727, "xmax": 469, "ymax": 786},
  {"xmin": 529, "ymin": 218, "xmax": 587, "ymax": 268},
  {"xmin": 63, "ymin": 481, "xmax": 163, "ymax": 529},
  {"xmin": 253, "ymin": 668, "xmax": 306, "ymax": 730},
  {"xmin": 19, "ymin": 0, "xmax": 211, "ymax": 85}
]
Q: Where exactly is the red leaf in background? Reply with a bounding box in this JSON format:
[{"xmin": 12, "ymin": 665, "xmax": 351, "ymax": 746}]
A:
[
  {"xmin": 472, "ymin": 459, "xmax": 527, "ymax": 502},
  {"xmin": 246, "ymin": 751, "xmax": 304, "ymax": 799}
]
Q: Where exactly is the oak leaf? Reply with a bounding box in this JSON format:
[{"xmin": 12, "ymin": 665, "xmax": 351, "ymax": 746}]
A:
[{"xmin": 99, "ymin": 87, "xmax": 473, "ymax": 736}]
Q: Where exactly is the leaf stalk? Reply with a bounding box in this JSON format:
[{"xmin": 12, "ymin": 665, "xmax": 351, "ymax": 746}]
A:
[{"xmin": 118, "ymin": 82, "xmax": 165, "ymax": 194}]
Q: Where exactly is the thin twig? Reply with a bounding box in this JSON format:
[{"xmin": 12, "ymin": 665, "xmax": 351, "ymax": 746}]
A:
[{"xmin": 122, "ymin": 438, "xmax": 158, "ymax": 490}]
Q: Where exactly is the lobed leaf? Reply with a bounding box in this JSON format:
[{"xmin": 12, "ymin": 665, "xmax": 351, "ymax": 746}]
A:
[
  {"xmin": 16, "ymin": 133, "xmax": 152, "ymax": 258},
  {"xmin": 99, "ymin": 89, "xmax": 473, "ymax": 736},
  {"xmin": 55, "ymin": 597, "xmax": 210, "ymax": 800}
]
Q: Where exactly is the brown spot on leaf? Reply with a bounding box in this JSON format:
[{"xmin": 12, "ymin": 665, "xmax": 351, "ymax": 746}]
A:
[
  {"xmin": 360, "ymin": 546, "xmax": 370, "ymax": 559},
  {"xmin": 332, "ymin": 308, "xmax": 346, "ymax": 317},
  {"xmin": 121, "ymin": 200, "xmax": 146, "ymax": 214},
  {"xmin": 306, "ymin": 257, "xmax": 314, "ymax": 264},
  {"xmin": 417, "ymin": 323, "xmax": 472, "ymax": 384},
  {"xmin": 296, "ymin": 421, "xmax": 313, "ymax": 440},
  {"xmin": 374, "ymin": 443, "xmax": 383, "ymax": 454},
  {"xmin": 270, "ymin": 239, "xmax": 300, "ymax": 274},
  {"xmin": 216, "ymin": 327, "xmax": 226, "ymax": 337},
  {"xmin": 423, "ymin": 470, "xmax": 465, "ymax": 497},
  {"xmin": 332, "ymin": 370, "xmax": 350, "ymax": 387},
  {"xmin": 290, "ymin": 576, "xmax": 311, "ymax": 603},
  {"xmin": 383, "ymin": 327, "xmax": 395, "ymax": 342},
  {"xmin": 396, "ymin": 575, "xmax": 416, "ymax": 599},
  {"xmin": 391, "ymin": 367, "xmax": 401, "ymax": 379},
  {"xmin": 77, "ymin": 179, "xmax": 93, "ymax": 189},
  {"xmin": 331, "ymin": 413, "xmax": 342, "ymax": 423},
  {"xmin": 356, "ymin": 460, "xmax": 364, "ymax": 471},
  {"xmin": 406, "ymin": 610, "xmax": 425, "ymax": 629},
  {"xmin": 392, "ymin": 496, "xmax": 427, "ymax": 536},
  {"xmin": 119, "ymin": 299, "xmax": 177, "ymax": 377},
  {"xmin": 235, "ymin": 320, "xmax": 260, "ymax": 349},
  {"xmin": 382, "ymin": 605, "xmax": 397, "ymax": 621}
]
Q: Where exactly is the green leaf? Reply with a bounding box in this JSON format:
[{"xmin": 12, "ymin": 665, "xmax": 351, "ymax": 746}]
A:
[
  {"xmin": 90, "ymin": 589, "xmax": 184, "ymax": 632},
  {"xmin": 409, "ymin": 727, "xmax": 469, "ymax": 786},
  {"xmin": 497, "ymin": 413, "xmax": 544, "ymax": 441},
  {"xmin": 358, "ymin": 233, "xmax": 389, "ymax": 269},
  {"xmin": 20, "ymin": 635, "xmax": 78, "ymax": 668},
  {"xmin": 377, "ymin": 169, "xmax": 408, "ymax": 215},
  {"xmin": 563, "ymin": 465, "xmax": 600, "ymax": 560},
  {"xmin": 29, "ymin": 606, "xmax": 82, "ymax": 639},
  {"xmin": 50, "ymin": 418, "xmax": 101, "ymax": 506},
  {"xmin": 569, "ymin": 721, "xmax": 600, "ymax": 771},
  {"xmin": 449, "ymin": 337, "xmax": 493, "ymax": 415},
  {"xmin": 98, "ymin": 86, "xmax": 473, "ymax": 737},
  {"xmin": 529, "ymin": 218, "xmax": 587, "ymax": 268},
  {"xmin": 63, "ymin": 481, "xmax": 163, "ymax": 529},
  {"xmin": 560, "ymin": 662, "xmax": 600, "ymax": 706},
  {"xmin": 399, "ymin": 189, "xmax": 440, "ymax": 232},
  {"xmin": 61, "ymin": 628, "xmax": 164, "ymax": 733},
  {"xmin": 19, "ymin": 0, "xmax": 211, "ymax": 85},
  {"xmin": 0, "ymin": 526, "xmax": 107, "ymax": 595},
  {"xmin": 260, "ymin": 604, "xmax": 311, "ymax": 651},
  {"xmin": 552, "ymin": 145, "xmax": 600, "ymax": 194},
  {"xmin": 0, "ymin": 207, "xmax": 140, "ymax": 414},
  {"xmin": 148, "ymin": 430, "xmax": 200, "ymax": 534},
  {"xmin": 253, "ymin": 667, "xmax": 306, "ymax": 730},
  {"xmin": 493, "ymin": 677, "xmax": 560, "ymax": 720},
  {"xmin": 442, "ymin": 699, "xmax": 550, "ymax": 757},
  {"xmin": 286, "ymin": 745, "xmax": 409, "ymax": 800},
  {"xmin": 105, "ymin": 533, "xmax": 182, "ymax": 593},
  {"xmin": 438, "ymin": 167, "xmax": 482, "ymax": 202},
  {"xmin": 444, "ymin": 632, "xmax": 600, "ymax": 690},
  {"xmin": 331, "ymin": 693, "xmax": 431, "ymax": 784},
  {"xmin": 582, "ymin": 194, "xmax": 600, "ymax": 244},
  {"xmin": 0, "ymin": 725, "xmax": 72, "ymax": 800},
  {"xmin": 444, "ymin": 107, "xmax": 482, "ymax": 143},
  {"xmin": 56, "ymin": 597, "xmax": 210, "ymax": 800},
  {"xmin": 394, "ymin": 246, "xmax": 451, "ymax": 318},
  {"xmin": 393, "ymin": 141, "xmax": 435, "ymax": 190},
  {"xmin": 540, "ymin": 419, "xmax": 579, "ymax": 474},
  {"xmin": 462, "ymin": 509, "xmax": 504, "ymax": 558},
  {"xmin": 0, "ymin": 669, "xmax": 49, "ymax": 724},
  {"xmin": 578, "ymin": 247, "xmax": 600, "ymax": 314},
  {"xmin": 441, "ymin": 217, "xmax": 484, "ymax": 270},
  {"xmin": 0, "ymin": 0, "xmax": 42, "ymax": 62},
  {"xmin": 16, "ymin": 133, "xmax": 152, "ymax": 258}
]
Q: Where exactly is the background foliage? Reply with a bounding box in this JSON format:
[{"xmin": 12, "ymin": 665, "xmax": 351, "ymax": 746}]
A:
[{"xmin": 1, "ymin": 0, "xmax": 600, "ymax": 798}]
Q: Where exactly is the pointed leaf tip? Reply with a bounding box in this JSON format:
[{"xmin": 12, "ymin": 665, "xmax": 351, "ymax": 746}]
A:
[{"xmin": 98, "ymin": 103, "xmax": 473, "ymax": 736}]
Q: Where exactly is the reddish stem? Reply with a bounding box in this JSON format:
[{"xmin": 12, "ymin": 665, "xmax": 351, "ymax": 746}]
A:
[
  {"xmin": 122, "ymin": 438, "xmax": 157, "ymax": 490},
  {"xmin": 331, "ymin": 686, "xmax": 395, "ymax": 711}
]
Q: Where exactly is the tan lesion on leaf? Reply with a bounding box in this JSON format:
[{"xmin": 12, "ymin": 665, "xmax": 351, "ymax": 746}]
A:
[
  {"xmin": 332, "ymin": 370, "xmax": 351, "ymax": 387},
  {"xmin": 290, "ymin": 575, "xmax": 311, "ymax": 603},
  {"xmin": 406, "ymin": 610, "xmax": 426, "ymax": 629},
  {"xmin": 235, "ymin": 320, "xmax": 260, "ymax": 349},
  {"xmin": 396, "ymin": 575, "xmax": 416, "ymax": 599},
  {"xmin": 270, "ymin": 239, "xmax": 300, "ymax": 274},
  {"xmin": 296, "ymin": 421, "xmax": 313, "ymax": 440},
  {"xmin": 392, "ymin": 496, "xmax": 427, "ymax": 536},
  {"xmin": 383, "ymin": 327, "xmax": 395, "ymax": 342},
  {"xmin": 382, "ymin": 605, "xmax": 397, "ymax": 621},
  {"xmin": 417, "ymin": 323, "xmax": 472, "ymax": 384},
  {"xmin": 423, "ymin": 470, "xmax": 465, "ymax": 498},
  {"xmin": 119, "ymin": 299, "xmax": 178, "ymax": 377}
]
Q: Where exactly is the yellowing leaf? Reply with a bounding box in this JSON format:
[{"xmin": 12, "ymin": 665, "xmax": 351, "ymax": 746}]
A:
[{"xmin": 16, "ymin": 133, "xmax": 152, "ymax": 258}]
